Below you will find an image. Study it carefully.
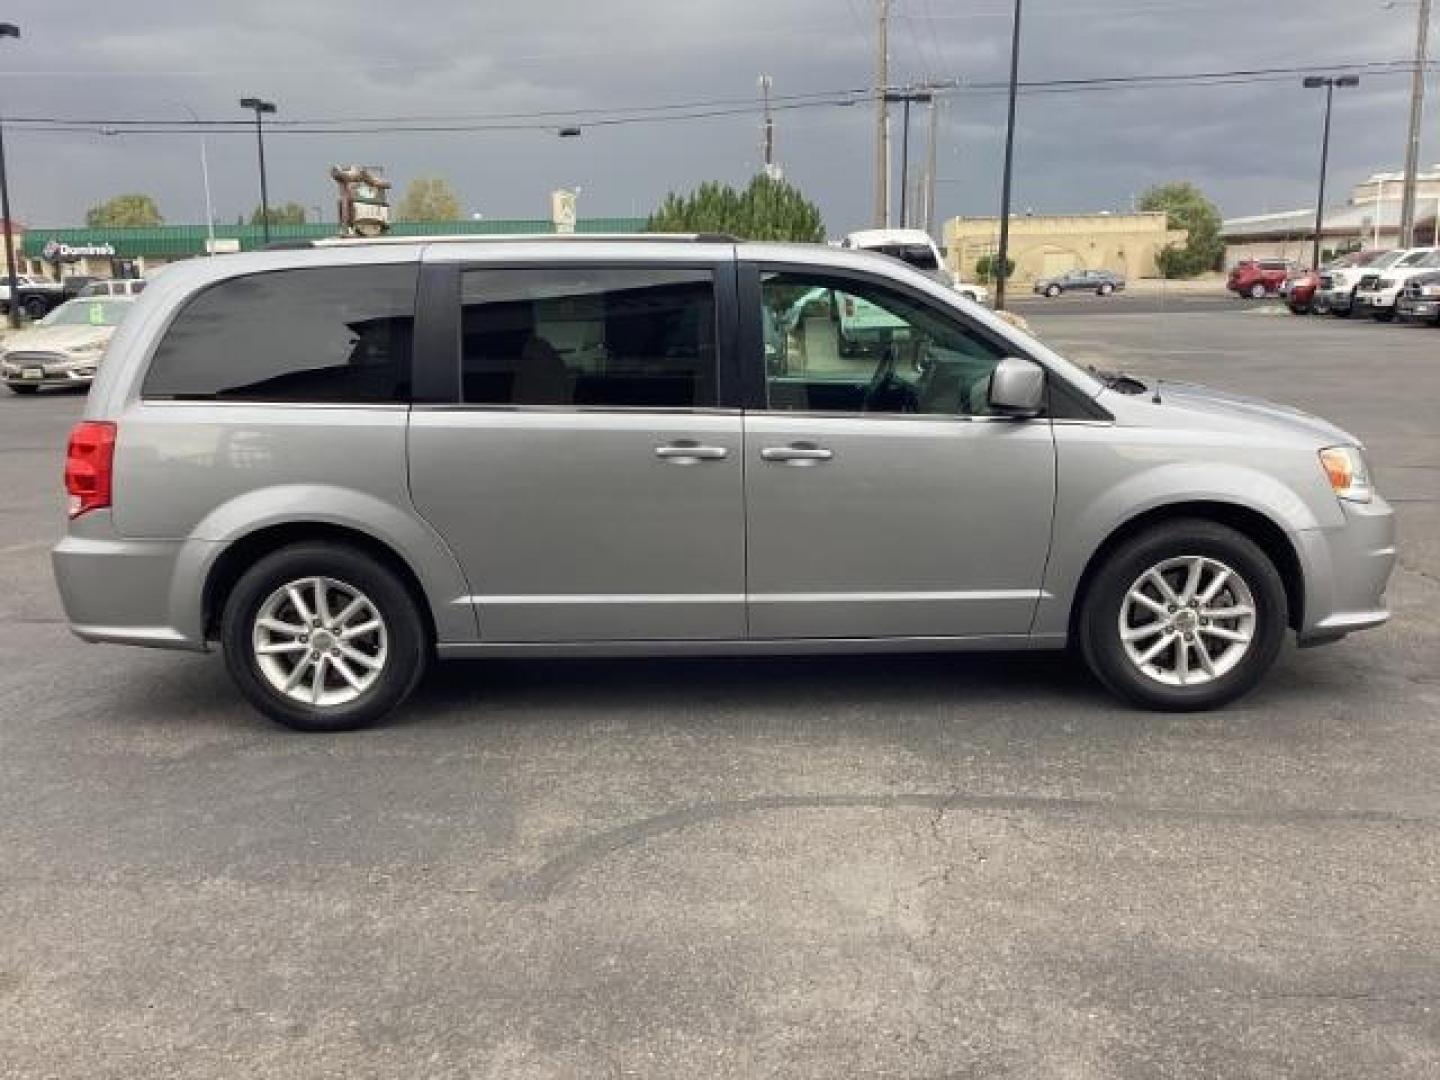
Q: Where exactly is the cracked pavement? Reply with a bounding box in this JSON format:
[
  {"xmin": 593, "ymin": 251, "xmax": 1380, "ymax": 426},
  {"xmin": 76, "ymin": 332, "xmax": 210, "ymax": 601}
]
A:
[{"xmin": 1, "ymin": 293, "xmax": 1437, "ymax": 1078}]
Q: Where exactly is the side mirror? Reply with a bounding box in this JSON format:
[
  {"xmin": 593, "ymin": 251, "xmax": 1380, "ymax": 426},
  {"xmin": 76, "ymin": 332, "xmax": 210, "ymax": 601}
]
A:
[{"xmin": 987, "ymin": 356, "xmax": 1045, "ymax": 417}]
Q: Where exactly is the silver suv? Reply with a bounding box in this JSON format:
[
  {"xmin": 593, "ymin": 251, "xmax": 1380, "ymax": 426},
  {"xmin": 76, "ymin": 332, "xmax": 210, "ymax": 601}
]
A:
[{"xmin": 52, "ymin": 237, "xmax": 1395, "ymax": 730}]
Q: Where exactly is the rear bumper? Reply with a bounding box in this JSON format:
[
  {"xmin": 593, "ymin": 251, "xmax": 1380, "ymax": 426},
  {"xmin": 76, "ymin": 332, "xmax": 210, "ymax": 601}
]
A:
[
  {"xmin": 1354, "ymin": 290, "xmax": 1398, "ymax": 310},
  {"xmin": 51, "ymin": 514, "xmax": 217, "ymax": 651},
  {"xmin": 1295, "ymin": 495, "xmax": 1397, "ymax": 645},
  {"xmin": 1396, "ymin": 297, "xmax": 1440, "ymax": 322}
]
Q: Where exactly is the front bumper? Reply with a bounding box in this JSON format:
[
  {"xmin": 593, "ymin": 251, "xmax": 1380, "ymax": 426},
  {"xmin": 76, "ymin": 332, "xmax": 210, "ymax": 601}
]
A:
[
  {"xmin": 1295, "ymin": 495, "xmax": 1396, "ymax": 645},
  {"xmin": 1354, "ymin": 289, "xmax": 1399, "ymax": 311},
  {"xmin": 1317, "ymin": 286, "xmax": 1354, "ymax": 311},
  {"xmin": 1396, "ymin": 297, "xmax": 1440, "ymax": 322},
  {"xmin": 1, "ymin": 356, "xmax": 98, "ymax": 388}
]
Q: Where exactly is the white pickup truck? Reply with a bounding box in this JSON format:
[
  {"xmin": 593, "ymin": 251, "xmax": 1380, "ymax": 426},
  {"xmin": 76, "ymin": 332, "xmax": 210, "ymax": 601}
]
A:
[
  {"xmin": 0, "ymin": 273, "xmax": 69, "ymax": 321},
  {"xmin": 1352, "ymin": 247, "xmax": 1440, "ymax": 321},
  {"xmin": 841, "ymin": 228, "xmax": 990, "ymax": 305}
]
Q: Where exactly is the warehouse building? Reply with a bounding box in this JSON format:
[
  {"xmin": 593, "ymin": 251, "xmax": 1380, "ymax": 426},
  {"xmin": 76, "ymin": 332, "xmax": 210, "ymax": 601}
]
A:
[{"xmin": 943, "ymin": 211, "xmax": 1186, "ymax": 285}]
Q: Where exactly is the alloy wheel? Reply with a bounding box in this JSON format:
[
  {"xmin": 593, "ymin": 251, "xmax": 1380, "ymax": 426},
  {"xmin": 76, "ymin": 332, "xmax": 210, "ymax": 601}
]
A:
[
  {"xmin": 1118, "ymin": 556, "xmax": 1257, "ymax": 688},
  {"xmin": 251, "ymin": 576, "xmax": 389, "ymax": 707}
]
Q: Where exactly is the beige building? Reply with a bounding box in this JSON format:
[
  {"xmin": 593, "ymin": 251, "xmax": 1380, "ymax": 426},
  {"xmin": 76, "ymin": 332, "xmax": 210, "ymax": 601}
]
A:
[{"xmin": 943, "ymin": 212, "xmax": 1185, "ymax": 284}]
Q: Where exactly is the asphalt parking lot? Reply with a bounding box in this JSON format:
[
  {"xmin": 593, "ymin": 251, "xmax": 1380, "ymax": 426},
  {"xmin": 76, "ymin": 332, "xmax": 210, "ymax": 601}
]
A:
[{"xmin": 2, "ymin": 295, "xmax": 1438, "ymax": 1078}]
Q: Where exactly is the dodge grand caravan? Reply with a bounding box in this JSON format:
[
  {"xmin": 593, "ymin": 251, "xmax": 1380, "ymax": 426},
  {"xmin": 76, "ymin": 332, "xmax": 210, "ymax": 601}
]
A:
[{"xmin": 52, "ymin": 236, "xmax": 1395, "ymax": 731}]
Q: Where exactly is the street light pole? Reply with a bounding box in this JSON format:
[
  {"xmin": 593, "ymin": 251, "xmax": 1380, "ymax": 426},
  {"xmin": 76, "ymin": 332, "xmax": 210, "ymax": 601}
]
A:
[
  {"xmin": 994, "ymin": 0, "xmax": 1024, "ymax": 310},
  {"xmin": 0, "ymin": 23, "xmax": 22, "ymax": 329},
  {"xmin": 1303, "ymin": 74, "xmax": 1359, "ymax": 271},
  {"xmin": 172, "ymin": 103, "xmax": 215, "ymax": 256},
  {"xmin": 239, "ymin": 97, "xmax": 277, "ymax": 244}
]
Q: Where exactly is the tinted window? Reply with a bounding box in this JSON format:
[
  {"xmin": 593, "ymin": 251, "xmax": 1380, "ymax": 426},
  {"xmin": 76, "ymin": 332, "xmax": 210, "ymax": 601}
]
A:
[
  {"xmin": 760, "ymin": 271, "xmax": 1010, "ymax": 416},
  {"xmin": 143, "ymin": 265, "xmax": 416, "ymax": 401},
  {"xmin": 461, "ymin": 268, "xmax": 716, "ymax": 408}
]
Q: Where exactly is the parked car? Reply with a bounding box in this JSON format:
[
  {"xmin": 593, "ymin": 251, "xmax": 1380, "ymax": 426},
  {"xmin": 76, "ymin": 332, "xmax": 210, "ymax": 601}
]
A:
[
  {"xmin": 841, "ymin": 228, "xmax": 989, "ymax": 304},
  {"xmin": 1032, "ymin": 268, "xmax": 1126, "ymax": 297},
  {"xmin": 1, "ymin": 296, "xmax": 135, "ymax": 393},
  {"xmin": 78, "ymin": 278, "xmax": 148, "ymax": 298},
  {"xmin": 1395, "ymin": 269, "xmax": 1440, "ymax": 326},
  {"xmin": 1315, "ymin": 249, "xmax": 1396, "ymax": 317},
  {"xmin": 1353, "ymin": 247, "xmax": 1440, "ymax": 321},
  {"xmin": 1280, "ymin": 269, "xmax": 1321, "ymax": 313},
  {"xmin": 52, "ymin": 237, "xmax": 1394, "ymax": 730},
  {"xmin": 0, "ymin": 273, "xmax": 69, "ymax": 320},
  {"xmin": 1227, "ymin": 258, "xmax": 1295, "ymax": 299}
]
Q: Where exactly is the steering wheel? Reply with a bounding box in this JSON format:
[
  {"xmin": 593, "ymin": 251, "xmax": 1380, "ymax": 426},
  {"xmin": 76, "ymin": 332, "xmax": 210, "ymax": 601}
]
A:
[{"xmin": 862, "ymin": 343, "xmax": 898, "ymax": 412}]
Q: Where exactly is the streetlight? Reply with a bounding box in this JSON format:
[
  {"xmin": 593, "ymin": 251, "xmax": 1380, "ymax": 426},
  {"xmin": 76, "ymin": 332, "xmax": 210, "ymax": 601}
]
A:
[
  {"xmin": 173, "ymin": 102, "xmax": 216, "ymax": 256},
  {"xmin": 994, "ymin": 0, "xmax": 1024, "ymax": 310},
  {"xmin": 0, "ymin": 22, "xmax": 21, "ymax": 329},
  {"xmin": 1302, "ymin": 74, "xmax": 1359, "ymax": 271},
  {"xmin": 239, "ymin": 96, "xmax": 277, "ymax": 244}
]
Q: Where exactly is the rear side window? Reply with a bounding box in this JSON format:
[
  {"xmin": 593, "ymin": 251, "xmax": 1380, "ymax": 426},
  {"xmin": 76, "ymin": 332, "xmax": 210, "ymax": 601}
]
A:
[
  {"xmin": 143, "ymin": 265, "xmax": 416, "ymax": 402},
  {"xmin": 460, "ymin": 267, "xmax": 717, "ymax": 408}
]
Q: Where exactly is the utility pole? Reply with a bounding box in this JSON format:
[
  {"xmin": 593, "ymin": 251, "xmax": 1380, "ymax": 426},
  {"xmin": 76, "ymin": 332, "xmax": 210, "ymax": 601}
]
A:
[
  {"xmin": 0, "ymin": 23, "xmax": 21, "ymax": 330},
  {"xmin": 1398, "ymin": 0, "xmax": 1431, "ymax": 247},
  {"xmin": 923, "ymin": 94, "xmax": 939, "ymax": 238},
  {"xmin": 898, "ymin": 93, "xmax": 912, "ymax": 227},
  {"xmin": 994, "ymin": 0, "xmax": 1024, "ymax": 310},
  {"xmin": 873, "ymin": 0, "xmax": 890, "ymax": 227}
]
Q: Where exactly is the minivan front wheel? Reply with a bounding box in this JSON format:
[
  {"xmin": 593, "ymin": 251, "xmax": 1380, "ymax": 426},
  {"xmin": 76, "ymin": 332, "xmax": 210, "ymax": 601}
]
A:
[
  {"xmin": 221, "ymin": 543, "xmax": 428, "ymax": 731},
  {"xmin": 1079, "ymin": 520, "xmax": 1287, "ymax": 710}
]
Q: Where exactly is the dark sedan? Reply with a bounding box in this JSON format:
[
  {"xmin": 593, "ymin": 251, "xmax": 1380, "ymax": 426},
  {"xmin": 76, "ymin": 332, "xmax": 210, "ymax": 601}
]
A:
[{"xmin": 1033, "ymin": 268, "xmax": 1126, "ymax": 297}]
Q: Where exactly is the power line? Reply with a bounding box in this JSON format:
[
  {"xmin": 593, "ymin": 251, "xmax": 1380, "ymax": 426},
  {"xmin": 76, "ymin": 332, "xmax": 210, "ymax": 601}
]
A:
[{"xmin": 3, "ymin": 60, "xmax": 1428, "ymax": 137}]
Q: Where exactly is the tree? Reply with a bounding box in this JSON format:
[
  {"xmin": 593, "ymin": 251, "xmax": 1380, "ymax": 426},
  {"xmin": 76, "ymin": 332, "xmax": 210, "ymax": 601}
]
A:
[
  {"xmin": 1138, "ymin": 181, "xmax": 1224, "ymax": 278},
  {"xmin": 974, "ymin": 254, "xmax": 1015, "ymax": 283},
  {"xmin": 395, "ymin": 177, "xmax": 462, "ymax": 222},
  {"xmin": 647, "ymin": 173, "xmax": 825, "ymax": 242},
  {"xmin": 85, "ymin": 194, "xmax": 163, "ymax": 228},
  {"xmin": 250, "ymin": 202, "xmax": 307, "ymax": 226}
]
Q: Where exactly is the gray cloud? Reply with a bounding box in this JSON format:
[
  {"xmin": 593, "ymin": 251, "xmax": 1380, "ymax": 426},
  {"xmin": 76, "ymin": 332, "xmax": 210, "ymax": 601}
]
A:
[{"xmin": 1, "ymin": 0, "xmax": 1433, "ymax": 230}]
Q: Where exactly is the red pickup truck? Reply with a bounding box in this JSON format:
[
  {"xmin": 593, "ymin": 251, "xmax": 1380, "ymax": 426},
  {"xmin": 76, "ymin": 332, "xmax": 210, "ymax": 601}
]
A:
[{"xmin": 1228, "ymin": 258, "xmax": 1297, "ymax": 299}]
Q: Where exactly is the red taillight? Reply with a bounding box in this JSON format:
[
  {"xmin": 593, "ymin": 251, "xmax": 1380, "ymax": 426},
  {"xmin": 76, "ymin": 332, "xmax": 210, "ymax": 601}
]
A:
[{"xmin": 64, "ymin": 421, "xmax": 116, "ymax": 519}]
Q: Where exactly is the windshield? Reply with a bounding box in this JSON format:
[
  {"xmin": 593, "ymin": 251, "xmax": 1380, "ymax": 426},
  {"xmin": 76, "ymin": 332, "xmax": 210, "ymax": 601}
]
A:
[{"xmin": 39, "ymin": 298, "xmax": 131, "ymax": 328}]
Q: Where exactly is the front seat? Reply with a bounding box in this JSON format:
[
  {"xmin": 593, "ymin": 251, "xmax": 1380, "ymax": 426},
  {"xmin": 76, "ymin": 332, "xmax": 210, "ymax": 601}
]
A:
[{"xmin": 511, "ymin": 336, "xmax": 571, "ymax": 405}]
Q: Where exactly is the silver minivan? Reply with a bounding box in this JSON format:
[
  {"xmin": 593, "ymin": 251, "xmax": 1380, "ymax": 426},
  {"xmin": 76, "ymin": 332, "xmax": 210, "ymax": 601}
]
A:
[{"xmin": 52, "ymin": 236, "xmax": 1395, "ymax": 730}]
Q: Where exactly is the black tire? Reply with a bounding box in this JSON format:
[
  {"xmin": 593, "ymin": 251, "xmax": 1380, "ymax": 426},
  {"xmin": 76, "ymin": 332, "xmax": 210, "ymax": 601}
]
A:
[
  {"xmin": 220, "ymin": 543, "xmax": 429, "ymax": 732},
  {"xmin": 1248, "ymin": 283, "xmax": 1267, "ymax": 300},
  {"xmin": 6, "ymin": 383, "xmax": 38, "ymax": 395},
  {"xmin": 1372, "ymin": 308, "xmax": 1396, "ymax": 323},
  {"xmin": 1046, "ymin": 284, "xmax": 1061, "ymax": 298},
  {"xmin": 1079, "ymin": 519, "xmax": 1288, "ymax": 711},
  {"xmin": 22, "ymin": 297, "xmax": 48, "ymax": 321},
  {"xmin": 1098, "ymin": 283, "xmax": 1114, "ymax": 296}
]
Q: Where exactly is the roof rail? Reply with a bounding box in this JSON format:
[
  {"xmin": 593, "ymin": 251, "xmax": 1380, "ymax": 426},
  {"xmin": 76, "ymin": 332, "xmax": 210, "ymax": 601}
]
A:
[{"xmin": 263, "ymin": 232, "xmax": 738, "ymax": 251}]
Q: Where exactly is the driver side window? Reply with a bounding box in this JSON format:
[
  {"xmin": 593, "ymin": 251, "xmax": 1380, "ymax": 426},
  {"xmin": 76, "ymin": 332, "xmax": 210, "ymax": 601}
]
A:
[{"xmin": 760, "ymin": 270, "xmax": 1008, "ymax": 416}]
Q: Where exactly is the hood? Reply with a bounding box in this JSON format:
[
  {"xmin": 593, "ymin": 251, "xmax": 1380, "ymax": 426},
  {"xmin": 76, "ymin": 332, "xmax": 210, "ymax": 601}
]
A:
[
  {"xmin": 1152, "ymin": 380, "xmax": 1360, "ymax": 448},
  {"xmin": 1, "ymin": 323, "xmax": 114, "ymax": 353}
]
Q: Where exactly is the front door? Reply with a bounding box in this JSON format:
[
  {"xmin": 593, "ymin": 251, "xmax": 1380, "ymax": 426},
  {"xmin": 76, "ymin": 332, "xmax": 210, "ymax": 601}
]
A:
[
  {"xmin": 409, "ymin": 263, "xmax": 745, "ymax": 642},
  {"xmin": 745, "ymin": 267, "xmax": 1056, "ymax": 640}
]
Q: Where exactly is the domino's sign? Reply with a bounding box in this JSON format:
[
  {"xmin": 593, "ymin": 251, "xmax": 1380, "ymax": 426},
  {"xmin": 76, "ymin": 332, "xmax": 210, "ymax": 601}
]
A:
[{"xmin": 42, "ymin": 239, "xmax": 117, "ymax": 261}]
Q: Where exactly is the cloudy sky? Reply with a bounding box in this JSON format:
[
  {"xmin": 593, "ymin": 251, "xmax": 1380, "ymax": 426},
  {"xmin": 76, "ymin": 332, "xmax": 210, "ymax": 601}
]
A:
[{"xmin": 1, "ymin": 0, "xmax": 1434, "ymax": 231}]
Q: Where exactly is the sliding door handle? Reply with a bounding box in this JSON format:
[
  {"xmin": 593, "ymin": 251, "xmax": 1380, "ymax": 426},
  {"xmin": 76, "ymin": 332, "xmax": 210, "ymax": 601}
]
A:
[
  {"xmin": 655, "ymin": 442, "xmax": 729, "ymax": 464},
  {"xmin": 761, "ymin": 444, "xmax": 834, "ymax": 465}
]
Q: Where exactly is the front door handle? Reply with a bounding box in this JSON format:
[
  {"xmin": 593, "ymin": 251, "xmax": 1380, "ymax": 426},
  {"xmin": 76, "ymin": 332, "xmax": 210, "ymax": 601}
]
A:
[
  {"xmin": 655, "ymin": 441, "xmax": 729, "ymax": 465},
  {"xmin": 761, "ymin": 444, "xmax": 834, "ymax": 465}
]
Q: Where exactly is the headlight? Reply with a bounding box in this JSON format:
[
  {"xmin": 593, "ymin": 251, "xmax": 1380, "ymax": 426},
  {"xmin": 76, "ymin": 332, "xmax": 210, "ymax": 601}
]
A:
[{"xmin": 1319, "ymin": 446, "xmax": 1373, "ymax": 504}]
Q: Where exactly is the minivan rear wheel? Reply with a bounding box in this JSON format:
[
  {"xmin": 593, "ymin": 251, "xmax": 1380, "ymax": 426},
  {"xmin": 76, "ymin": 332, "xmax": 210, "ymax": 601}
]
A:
[
  {"xmin": 220, "ymin": 543, "xmax": 428, "ymax": 731},
  {"xmin": 1079, "ymin": 520, "xmax": 1287, "ymax": 711}
]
